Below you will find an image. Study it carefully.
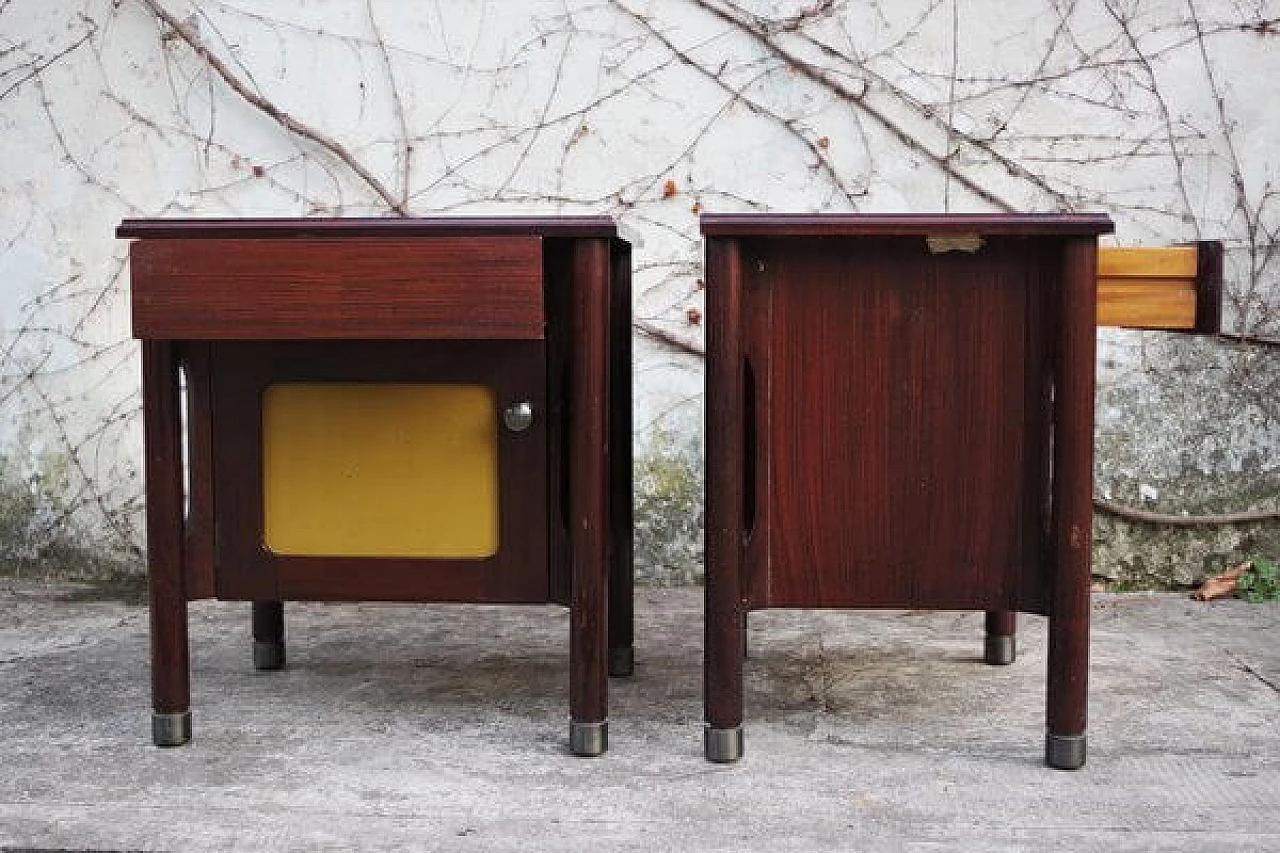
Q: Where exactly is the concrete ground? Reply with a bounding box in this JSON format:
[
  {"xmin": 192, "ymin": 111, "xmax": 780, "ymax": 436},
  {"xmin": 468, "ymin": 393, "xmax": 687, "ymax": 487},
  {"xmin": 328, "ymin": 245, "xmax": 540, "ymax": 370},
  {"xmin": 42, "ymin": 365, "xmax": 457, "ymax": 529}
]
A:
[{"xmin": 0, "ymin": 581, "xmax": 1276, "ymax": 852}]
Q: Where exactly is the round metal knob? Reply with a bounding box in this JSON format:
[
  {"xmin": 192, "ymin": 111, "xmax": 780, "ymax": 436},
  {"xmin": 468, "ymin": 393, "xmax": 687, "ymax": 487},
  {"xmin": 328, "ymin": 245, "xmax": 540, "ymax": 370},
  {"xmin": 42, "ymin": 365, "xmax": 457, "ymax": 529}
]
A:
[{"xmin": 502, "ymin": 400, "xmax": 534, "ymax": 433}]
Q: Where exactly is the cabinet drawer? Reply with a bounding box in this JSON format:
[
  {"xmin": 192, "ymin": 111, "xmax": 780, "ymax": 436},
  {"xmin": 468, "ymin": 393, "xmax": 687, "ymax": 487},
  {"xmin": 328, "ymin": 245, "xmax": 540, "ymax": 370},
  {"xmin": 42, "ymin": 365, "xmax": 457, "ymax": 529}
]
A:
[{"xmin": 130, "ymin": 236, "xmax": 544, "ymax": 340}]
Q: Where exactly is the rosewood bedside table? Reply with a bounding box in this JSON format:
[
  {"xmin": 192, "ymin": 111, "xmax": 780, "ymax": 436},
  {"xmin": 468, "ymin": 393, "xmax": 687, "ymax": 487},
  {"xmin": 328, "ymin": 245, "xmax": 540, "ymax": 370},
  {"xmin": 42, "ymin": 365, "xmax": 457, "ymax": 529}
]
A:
[
  {"xmin": 700, "ymin": 213, "xmax": 1114, "ymax": 769},
  {"xmin": 118, "ymin": 217, "xmax": 633, "ymax": 756}
]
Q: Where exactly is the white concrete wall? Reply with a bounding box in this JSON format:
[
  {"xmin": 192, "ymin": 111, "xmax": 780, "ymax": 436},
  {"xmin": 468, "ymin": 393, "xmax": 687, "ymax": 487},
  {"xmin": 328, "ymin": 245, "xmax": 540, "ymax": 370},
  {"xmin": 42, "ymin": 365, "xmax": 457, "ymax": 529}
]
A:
[{"xmin": 1, "ymin": 0, "xmax": 1277, "ymax": 581}]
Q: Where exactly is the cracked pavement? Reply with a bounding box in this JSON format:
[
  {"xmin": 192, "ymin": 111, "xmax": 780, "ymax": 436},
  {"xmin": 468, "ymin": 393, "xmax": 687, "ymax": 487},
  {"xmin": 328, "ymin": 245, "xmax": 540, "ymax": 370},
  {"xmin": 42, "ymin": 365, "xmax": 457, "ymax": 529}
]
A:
[{"xmin": 1, "ymin": 580, "xmax": 1277, "ymax": 851}]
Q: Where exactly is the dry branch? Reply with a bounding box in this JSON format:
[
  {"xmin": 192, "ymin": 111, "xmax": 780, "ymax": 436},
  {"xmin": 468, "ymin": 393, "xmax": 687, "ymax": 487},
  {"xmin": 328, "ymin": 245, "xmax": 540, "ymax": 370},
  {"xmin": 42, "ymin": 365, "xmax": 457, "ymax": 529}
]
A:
[
  {"xmin": 365, "ymin": 0, "xmax": 412, "ymax": 209},
  {"xmin": 684, "ymin": 0, "xmax": 1021, "ymax": 211},
  {"xmin": 138, "ymin": 0, "xmax": 407, "ymax": 214},
  {"xmin": 1094, "ymin": 496, "xmax": 1280, "ymax": 527},
  {"xmin": 634, "ymin": 319, "xmax": 705, "ymax": 357}
]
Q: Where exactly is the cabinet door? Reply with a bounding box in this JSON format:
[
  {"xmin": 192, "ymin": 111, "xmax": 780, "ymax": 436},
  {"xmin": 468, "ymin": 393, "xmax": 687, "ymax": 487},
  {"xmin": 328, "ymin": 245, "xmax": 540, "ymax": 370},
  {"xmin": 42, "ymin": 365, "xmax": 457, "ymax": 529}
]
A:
[{"xmin": 211, "ymin": 340, "xmax": 549, "ymax": 603}]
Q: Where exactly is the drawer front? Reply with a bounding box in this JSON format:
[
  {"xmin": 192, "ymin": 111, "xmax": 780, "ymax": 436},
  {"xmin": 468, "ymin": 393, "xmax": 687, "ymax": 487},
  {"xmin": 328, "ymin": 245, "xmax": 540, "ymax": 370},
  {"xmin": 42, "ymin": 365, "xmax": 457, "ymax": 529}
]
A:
[
  {"xmin": 210, "ymin": 340, "xmax": 549, "ymax": 603},
  {"xmin": 131, "ymin": 236, "xmax": 544, "ymax": 340}
]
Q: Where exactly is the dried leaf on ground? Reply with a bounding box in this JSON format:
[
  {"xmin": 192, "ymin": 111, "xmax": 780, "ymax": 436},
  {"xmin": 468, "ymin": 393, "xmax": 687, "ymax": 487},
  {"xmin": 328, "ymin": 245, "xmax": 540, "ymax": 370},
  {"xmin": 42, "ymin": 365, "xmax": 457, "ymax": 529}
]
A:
[{"xmin": 1191, "ymin": 562, "xmax": 1249, "ymax": 601}]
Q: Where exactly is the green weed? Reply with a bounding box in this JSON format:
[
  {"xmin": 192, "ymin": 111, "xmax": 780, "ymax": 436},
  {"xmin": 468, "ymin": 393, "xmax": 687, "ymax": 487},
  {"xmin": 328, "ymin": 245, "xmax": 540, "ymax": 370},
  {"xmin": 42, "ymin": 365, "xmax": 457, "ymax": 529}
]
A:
[{"xmin": 1236, "ymin": 557, "xmax": 1280, "ymax": 603}]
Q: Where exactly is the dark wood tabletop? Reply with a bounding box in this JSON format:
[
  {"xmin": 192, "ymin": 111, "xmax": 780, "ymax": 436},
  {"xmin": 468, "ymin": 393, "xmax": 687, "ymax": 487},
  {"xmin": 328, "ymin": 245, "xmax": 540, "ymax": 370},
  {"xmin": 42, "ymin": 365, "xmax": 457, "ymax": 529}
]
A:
[
  {"xmin": 117, "ymin": 216, "xmax": 621, "ymax": 240},
  {"xmin": 700, "ymin": 212, "xmax": 1114, "ymax": 237}
]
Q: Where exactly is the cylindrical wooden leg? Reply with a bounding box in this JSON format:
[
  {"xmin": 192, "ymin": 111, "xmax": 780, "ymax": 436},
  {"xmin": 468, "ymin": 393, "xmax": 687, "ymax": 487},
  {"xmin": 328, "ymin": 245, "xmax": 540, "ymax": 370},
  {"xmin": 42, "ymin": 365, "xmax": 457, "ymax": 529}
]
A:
[
  {"xmin": 143, "ymin": 341, "xmax": 191, "ymax": 747},
  {"xmin": 984, "ymin": 610, "xmax": 1017, "ymax": 665},
  {"xmin": 704, "ymin": 236, "xmax": 744, "ymax": 763},
  {"xmin": 252, "ymin": 601, "xmax": 286, "ymax": 671},
  {"xmin": 607, "ymin": 242, "xmax": 634, "ymax": 680},
  {"xmin": 569, "ymin": 238, "xmax": 610, "ymax": 757},
  {"xmin": 1046, "ymin": 237, "xmax": 1097, "ymax": 771},
  {"xmin": 705, "ymin": 588, "xmax": 744, "ymax": 762},
  {"xmin": 1046, "ymin": 603, "xmax": 1089, "ymax": 769}
]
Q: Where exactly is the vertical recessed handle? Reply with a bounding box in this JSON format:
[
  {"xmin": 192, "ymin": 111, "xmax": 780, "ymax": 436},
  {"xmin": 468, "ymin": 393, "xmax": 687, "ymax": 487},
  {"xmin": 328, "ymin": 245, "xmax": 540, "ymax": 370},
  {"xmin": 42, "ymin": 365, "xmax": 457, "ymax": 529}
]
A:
[
  {"xmin": 743, "ymin": 357, "xmax": 756, "ymax": 542},
  {"xmin": 503, "ymin": 400, "xmax": 535, "ymax": 433}
]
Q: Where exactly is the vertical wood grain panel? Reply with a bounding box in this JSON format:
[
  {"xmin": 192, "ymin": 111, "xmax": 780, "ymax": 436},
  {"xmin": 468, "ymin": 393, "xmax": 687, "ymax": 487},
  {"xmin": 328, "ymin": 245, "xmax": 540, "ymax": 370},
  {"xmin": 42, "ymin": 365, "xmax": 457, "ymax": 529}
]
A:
[
  {"xmin": 142, "ymin": 340, "xmax": 190, "ymax": 715},
  {"xmin": 608, "ymin": 242, "xmax": 634, "ymax": 663},
  {"xmin": 569, "ymin": 238, "xmax": 611, "ymax": 727},
  {"xmin": 705, "ymin": 236, "xmax": 745, "ymax": 730},
  {"xmin": 762, "ymin": 237, "xmax": 1046, "ymax": 610},
  {"xmin": 1047, "ymin": 237, "xmax": 1097, "ymax": 740}
]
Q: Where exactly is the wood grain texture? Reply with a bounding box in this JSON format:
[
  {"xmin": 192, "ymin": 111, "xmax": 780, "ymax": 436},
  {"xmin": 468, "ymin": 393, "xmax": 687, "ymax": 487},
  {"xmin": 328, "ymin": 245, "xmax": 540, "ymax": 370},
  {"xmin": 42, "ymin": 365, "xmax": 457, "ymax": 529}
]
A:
[
  {"xmin": 1097, "ymin": 280, "xmax": 1197, "ymax": 329},
  {"xmin": 209, "ymin": 341, "xmax": 549, "ymax": 604},
  {"xmin": 704, "ymin": 236, "xmax": 745, "ymax": 730},
  {"xmin": 142, "ymin": 340, "xmax": 190, "ymax": 715},
  {"xmin": 756, "ymin": 236, "xmax": 1052, "ymax": 612},
  {"xmin": 1094, "ymin": 242, "xmax": 1223, "ymax": 332},
  {"xmin": 1047, "ymin": 238, "xmax": 1097, "ymax": 740},
  {"xmin": 1194, "ymin": 240, "xmax": 1224, "ymax": 335},
  {"xmin": 608, "ymin": 241, "xmax": 635, "ymax": 660},
  {"xmin": 130, "ymin": 237, "xmax": 545, "ymax": 340},
  {"xmin": 118, "ymin": 216, "xmax": 619, "ymax": 240},
  {"xmin": 703, "ymin": 215, "xmax": 1109, "ymax": 762},
  {"xmin": 702, "ymin": 213, "xmax": 1113, "ymax": 237},
  {"xmin": 1097, "ymin": 246, "xmax": 1198, "ymax": 278},
  {"xmin": 1096, "ymin": 246, "xmax": 1198, "ymax": 330},
  {"xmin": 543, "ymin": 241, "xmax": 574, "ymax": 607},
  {"xmin": 740, "ymin": 245, "xmax": 773, "ymax": 611},
  {"xmin": 126, "ymin": 219, "xmax": 630, "ymax": 749},
  {"xmin": 569, "ymin": 238, "xmax": 611, "ymax": 726}
]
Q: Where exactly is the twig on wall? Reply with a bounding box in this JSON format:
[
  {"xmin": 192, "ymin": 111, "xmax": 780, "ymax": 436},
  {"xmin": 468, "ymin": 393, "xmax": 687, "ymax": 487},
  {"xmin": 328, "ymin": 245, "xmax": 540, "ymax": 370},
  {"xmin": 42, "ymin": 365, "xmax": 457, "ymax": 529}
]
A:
[
  {"xmin": 0, "ymin": 14, "xmax": 97, "ymax": 102},
  {"xmin": 681, "ymin": 0, "xmax": 1023, "ymax": 211},
  {"xmin": 635, "ymin": 319, "xmax": 705, "ymax": 357},
  {"xmin": 615, "ymin": 1, "xmax": 868, "ymax": 205},
  {"xmin": 1094, "ymin": 497, "xmax": 1280, "ymax": 526},
  {"xmin": 137, "ymin": 0, "xmax": 407, "ymax": 214},
  {"xmin": 365, "ymin": 0, "xmax": 412, "ymax": 209}
]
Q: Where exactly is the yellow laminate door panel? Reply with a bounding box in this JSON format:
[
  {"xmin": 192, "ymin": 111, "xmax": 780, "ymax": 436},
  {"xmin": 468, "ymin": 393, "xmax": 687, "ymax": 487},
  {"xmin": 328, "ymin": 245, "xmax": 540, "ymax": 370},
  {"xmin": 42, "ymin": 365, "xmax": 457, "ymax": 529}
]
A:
[{"xmin": 262, "ymin": 383, "xmax": 498, "ymax": 558}]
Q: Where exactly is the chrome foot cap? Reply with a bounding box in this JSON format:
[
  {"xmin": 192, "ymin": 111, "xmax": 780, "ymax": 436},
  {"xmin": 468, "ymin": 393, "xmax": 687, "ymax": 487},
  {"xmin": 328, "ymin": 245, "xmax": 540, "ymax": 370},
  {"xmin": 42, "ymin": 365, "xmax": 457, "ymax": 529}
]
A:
[
  {"xmin": 984, "ymin": 635, "xmax": 1016, "ymax": 666},
  {"xmin": 253, "ymin": 640, "xmax": 286, "ymax": 671},
  {"xmin": 570, "ymin": 720, "xmax": 607, "ymax": 757},
  {"xmin": 705, "ymin": 726, "xmax": 743, "ymax": 763},
  {"xmin": 608, "ymin": 647, "xmax": 634, "ymax": 678},
  {"xmin": 1046, "ymin": 733, "xmax": 1086, "ymax": 770},
  {"xmin": 152, "ymin": 711, "xmax": 191, "ymax": 747}
]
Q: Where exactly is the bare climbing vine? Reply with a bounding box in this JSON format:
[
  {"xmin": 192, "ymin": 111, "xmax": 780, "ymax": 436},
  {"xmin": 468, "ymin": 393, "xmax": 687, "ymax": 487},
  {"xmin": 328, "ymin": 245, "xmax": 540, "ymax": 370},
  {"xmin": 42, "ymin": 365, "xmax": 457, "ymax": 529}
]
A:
[{"xmin": 0, "ymin": 0, "xmax": 1276, "ymax": 574}]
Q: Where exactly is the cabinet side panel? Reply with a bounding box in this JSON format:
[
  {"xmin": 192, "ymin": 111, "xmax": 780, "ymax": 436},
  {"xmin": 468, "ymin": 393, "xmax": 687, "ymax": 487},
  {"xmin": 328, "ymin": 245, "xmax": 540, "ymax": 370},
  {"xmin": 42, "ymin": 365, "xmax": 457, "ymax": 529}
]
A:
[{"xmin": 761, "ymin": 236, "xmax": 1050, "ymax": 610}]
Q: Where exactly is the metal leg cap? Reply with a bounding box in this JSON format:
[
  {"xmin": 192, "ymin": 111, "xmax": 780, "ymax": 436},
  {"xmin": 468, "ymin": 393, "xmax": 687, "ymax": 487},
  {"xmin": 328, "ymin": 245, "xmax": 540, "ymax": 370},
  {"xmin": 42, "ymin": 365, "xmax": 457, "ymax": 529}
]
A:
[
  {"xmin": 705, "ymin": 726, "xmax": 744, "ymax": 763},
  {"xmin": 570, "ymin": 720, "xmax": 608, "ymax": 757},
  {"xmin": 608, "ymin": 647, "xmax": 634, "ymax": 678},
  {"xmin": 253, "ymin": 640, "xmax": 286, "ymax": 671},
  {"xmin": 152, "ymin": 711, "xmax": 191, "ymax": 747},
  {"xmin": 984, "ymin": 635, "xmax": 1016, "ymax": 666},
  {"xmin": 1046, "ymin": 733, "xmax": 1086, "ymax": 770}
]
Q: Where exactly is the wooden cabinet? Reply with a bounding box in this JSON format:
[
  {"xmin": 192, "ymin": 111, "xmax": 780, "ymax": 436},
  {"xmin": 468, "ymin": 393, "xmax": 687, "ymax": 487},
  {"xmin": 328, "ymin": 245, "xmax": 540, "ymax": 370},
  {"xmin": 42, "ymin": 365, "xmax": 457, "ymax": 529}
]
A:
[
  {"xmin": 701, "ymin": 214, "xmax": 1113, "ymax": 769},
  {"xmin": 120, "ymin": 217, "xmax": 633, "ymax": 756}
]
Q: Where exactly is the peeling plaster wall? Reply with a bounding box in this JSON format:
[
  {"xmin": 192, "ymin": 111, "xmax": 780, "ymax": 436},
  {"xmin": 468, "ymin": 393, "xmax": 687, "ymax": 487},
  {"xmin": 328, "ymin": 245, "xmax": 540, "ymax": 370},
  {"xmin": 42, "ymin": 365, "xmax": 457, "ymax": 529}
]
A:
[
  {"xmin": 1095, "ymin": 331, "xmax": 1280, "ymax": 586},
  {"xmin": 1, "ymin": 0, "xmax": 1277, "ymax": 586}
]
